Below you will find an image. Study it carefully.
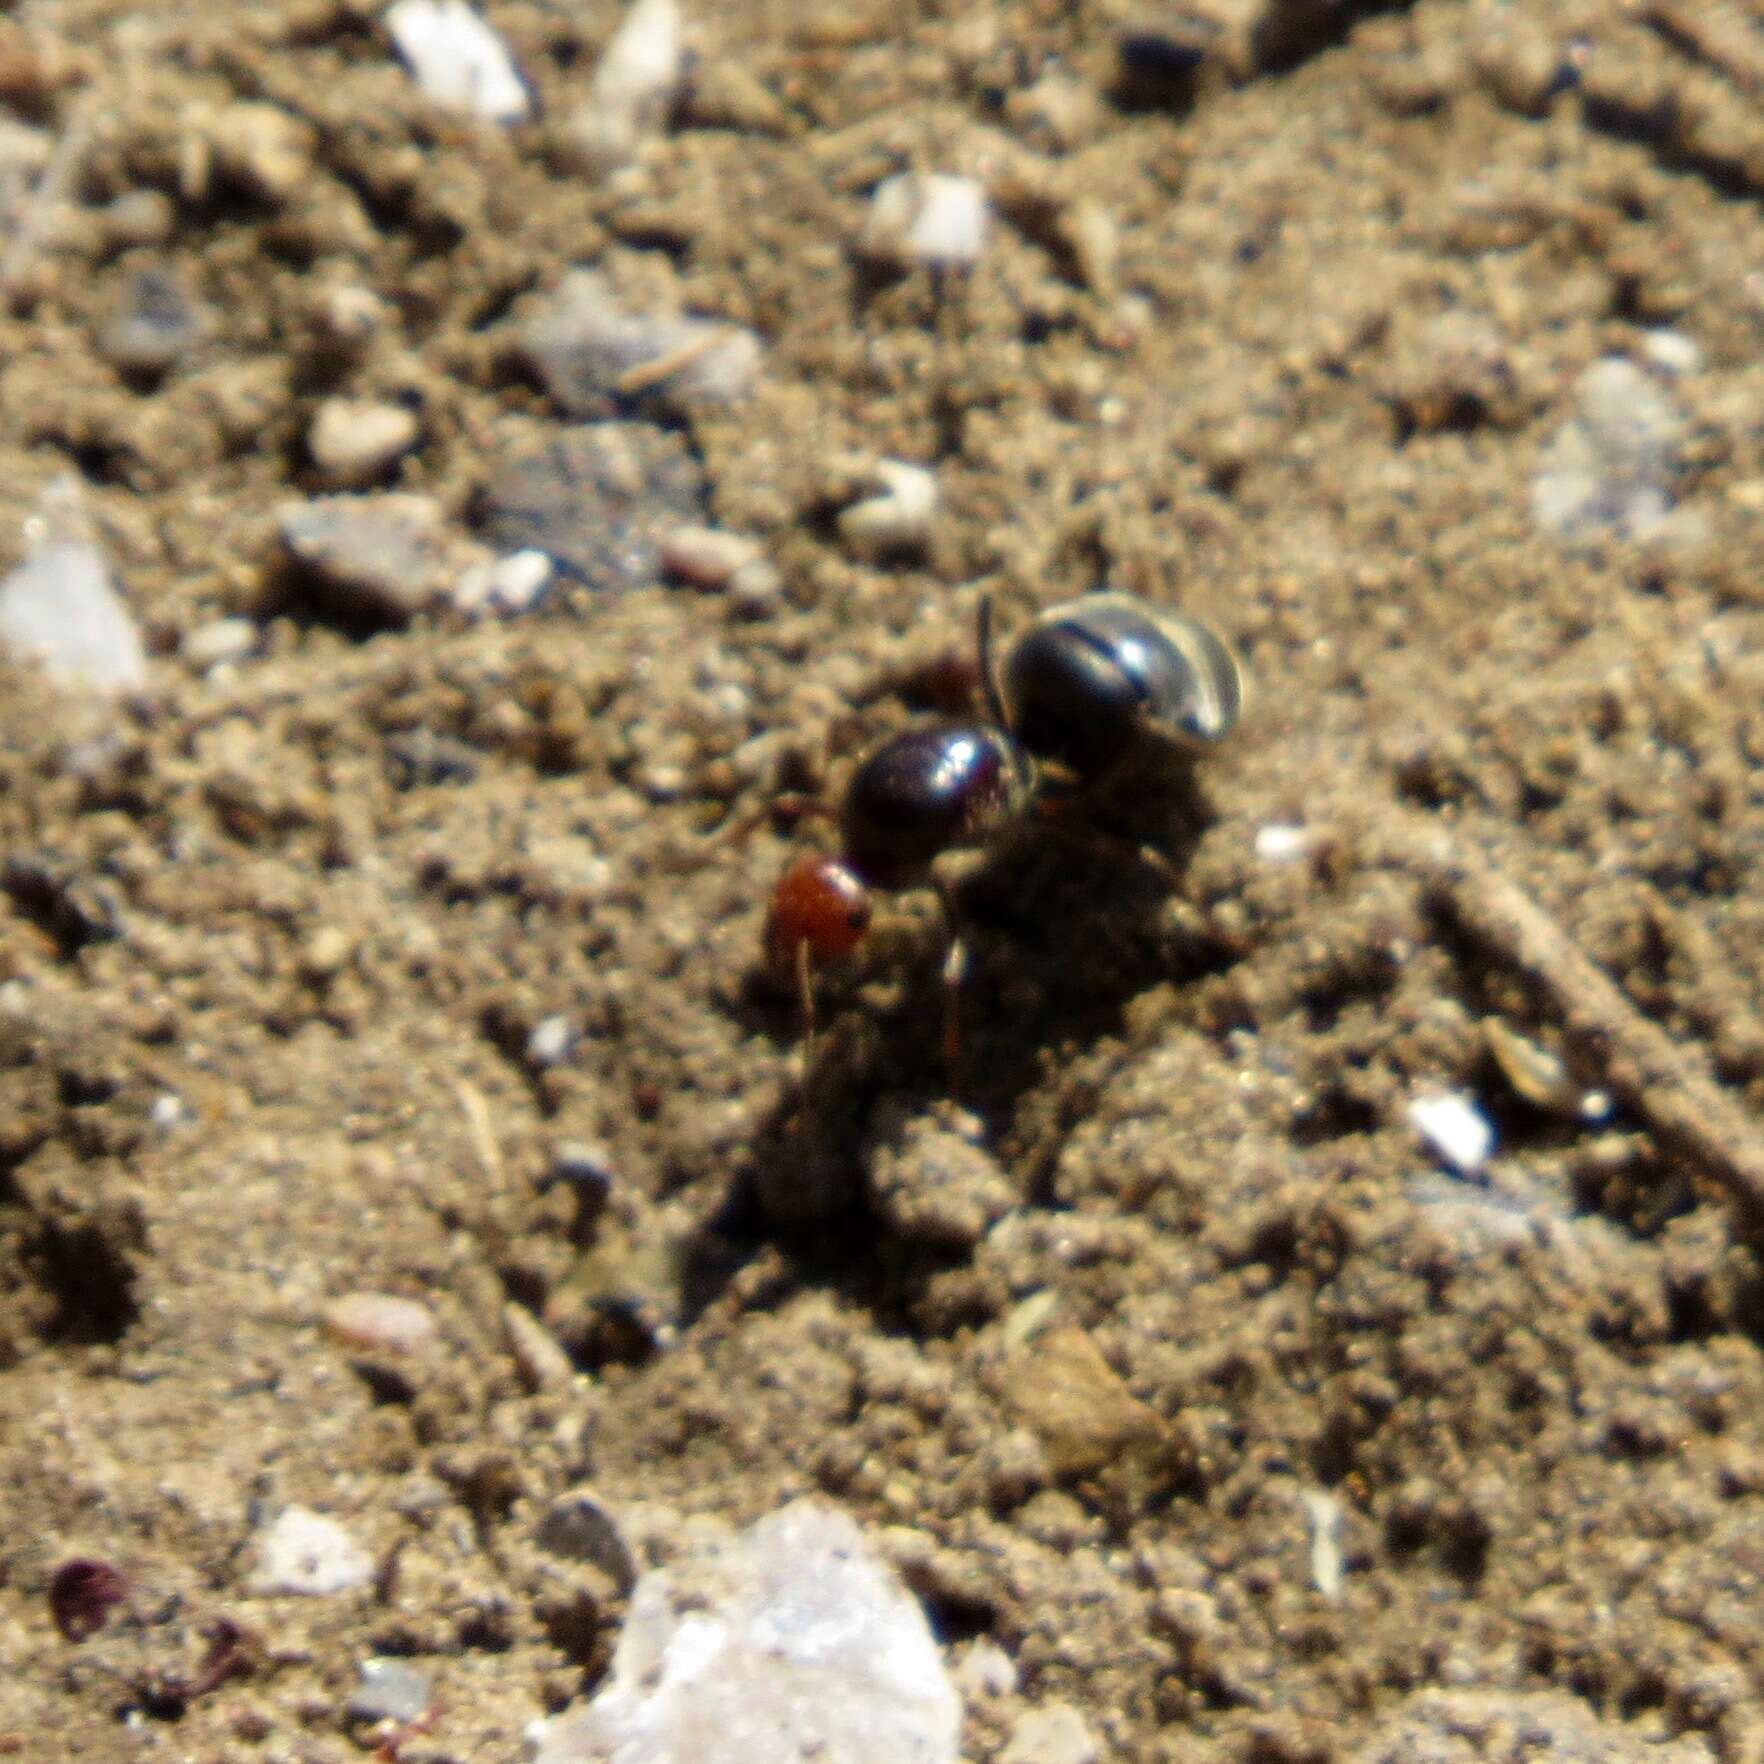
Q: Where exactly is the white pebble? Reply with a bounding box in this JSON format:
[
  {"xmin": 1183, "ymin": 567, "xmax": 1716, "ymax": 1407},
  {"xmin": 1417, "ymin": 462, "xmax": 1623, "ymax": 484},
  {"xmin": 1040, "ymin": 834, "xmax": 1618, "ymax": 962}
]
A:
[
  {"xmin": 531, "ymin": 1500, "xmax": 959, "ymax": 1764},
  {"xmin": 952, "ymin": 1638, "xmax": 1017, "ymax": 1701},
  {"xmin": 350, "ymin": 1658, "xmax": 434, "ymax": 1725},
  {"xmin": 387, "ymin": 0, "xmax": 532, "ymax": 123},
  {"xmin": 324, "ymin": 1292, "xmax": 439, "ymax": 1357},
  {"xmin": 1532, "ymin": 357, "xmax": 1682, "ymax": 545},
  {"xmin": 526, "ymin": 1013, "xmax": 575, "ymax": 1068},
  {"xmin": 1299, "ymin": 1488, "xmax": 1344, "ymax": 1600},
  {"xmin": 1000, "ymin": 1705, "xmax": 1099, "ymax": 1764},
  {"xmin": 660, "ymin": 525, "xmax": 763, "ymax": 589},
  {"xmin": 571, "ymin": 0, "xmax": 684, "ymax": 173},
  {"xmin": 452, "ymin": 548, "xmax": 554, "ymax": 616},
  {"xmin": 837, "ymin": 459, "xmax": 939, "ymax": 558},
  {"xmin": 0, "ymin": 476, "xmax": 146, "ymax": 694},
  {"xmin": 308, "ymin": 399, "xmax": 421, "ymax": 488},
  {"xmin": 1641, "ymin": 329, "xmax": 1701, "ymax": 378},
  {"xmin": 862, "ymin": 173, "xmax": 990, "ymax": 270},
  {"xmin": 182, "ymin": 616, "xmax": 259, "ymax": 671},
  {"xmin": 1407, "ymin": 1089, "xmax": 1495, "ymax": 1176},
  {"xmin": 252, "ymin": 1506, "xmax": 374, "ymax": 1596},
  {"xmin": 1254, "ymin": 823, "xmax": 1313, "ymax": 862}
]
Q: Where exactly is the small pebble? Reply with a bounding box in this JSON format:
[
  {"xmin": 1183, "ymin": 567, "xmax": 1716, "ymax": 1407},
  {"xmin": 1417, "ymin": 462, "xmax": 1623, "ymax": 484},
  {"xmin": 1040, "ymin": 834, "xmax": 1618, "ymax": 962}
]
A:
[
  {"xmin": 100, "ymin": 189, "xmax": 175, "ymax": 249},
  {"xmin": 503, "ymin": 1301, "xmax": 577, "ymax": 1392},
  {"xmin": 182, "ymin": 616, "xmax": 259, "ymax": 671},
  {"xmin": 953, "ymin": 1638, "xmax": 1018, "ymax": 1700},
  {"xmin": 99, "ymin": 264, "xmax": 209, "ymax": 376},
  {"xmin": 207, "ymin": 102, "xmax": 315, "ymax": 206},
  {"xmin": 526, "ymin": 1014, "xmax": 575, "ymax": 1068},
  {"xmin": 861, "ymin": 172, "xmax": 989, "ymax": 270},
  {"xmin": 659, "ymin": 525, "xmax": 763, "ymax": 589},
  {"xmin": 0, "ymin": 476, "xmax": 145, "ymax": 694},
  {"xmin": 1254, "ymin": 823, "xmax": 1313, "ymax": 862},
  {"xmin": 1300, "ymin": 1488, "xmax": 1345, "ymax": 1599},
  {"xmin": 1641, "ymin": 329, "xmax": 1701, "ymax": 378},
  {"xmin": 568, "ymin": 0, "xmax": 684, "ymax": 174},
  {"xmin": 522, "ymin": 270, "xmax": 762, "ymax": 420},
  {"xmin": 279, "ymin": 493, "xmax": 488, "ymax": 623},
  {"xmin": 349, "ymin": 1658, "xmax": 434, "ymax": 1726},
  {"xmin": 478, "ymin": 423, "xmax": 706, "ymax": 590},
  {"xmin": 536, "ymin": 1489, "xmax": 638, "ymax": 1590},
  {"xmin": 49, "ymin": 1559, "xmax": 129, "ymax": 1642},
  {"xmin": 324, "ymin": 1292, "xmax": 439, "ymax": 1357},
  {"xmin": 1001, "ymin": 1704, "xmax": 1100, "ymax": 1764},
  {"xmin": 551, "ymin": 1140, "xmax": 616, "ymax": 1195},
  {"xmin": 1407, "ymin": 1089, "xmax": 1495, "ymax": 1176},
  {"xmin": 452, "ymin": 547, "xmax": 554, "ymax": 615},
  {"xmin": 836, "ymin": 459, "xmax": 939, "ymax": 559},
  {"xmin": 251, "ymin": 1506, "xmax": 374, "ymax": 1596},
  {"xmin": 307, "ymin": 399, "xmax": 420, "ymax": 488},
  {"xmin": 387, "ymin": 0, "xmax": 531, "ymax": 122},
  {"xmin": 998, "ymin": 1320, "xmax": 1170, "ymax": 1478},
  {"xmin": 1532, "ymin": 357, "xmax": 1683, "ymax": 545},
  {"xmin": 149, "ymin": 1092, "xmax": 191, "ymax": 1129}
]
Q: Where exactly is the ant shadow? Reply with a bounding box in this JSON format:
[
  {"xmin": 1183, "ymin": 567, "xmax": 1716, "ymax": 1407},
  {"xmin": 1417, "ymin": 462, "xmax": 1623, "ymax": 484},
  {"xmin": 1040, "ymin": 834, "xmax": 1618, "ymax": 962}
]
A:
[{"xmin": 673, "ymin": 772, "xmax": 1246, "ymax": 1325}]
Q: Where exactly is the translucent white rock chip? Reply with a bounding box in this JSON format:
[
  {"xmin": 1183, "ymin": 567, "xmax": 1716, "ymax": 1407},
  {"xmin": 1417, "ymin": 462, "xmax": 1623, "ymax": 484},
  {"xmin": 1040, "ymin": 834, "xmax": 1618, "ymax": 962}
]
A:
[
  {"xmin": 350, "ymin": 1657, "xmax": 434, "ymax": 1724},
  {"xmin": 570, "ymin": 0, "xmax": 684, "ymax": 173},
  {"xmin": 1407, "ymin": 1089, "xmax": 1494, "ymax": 1176},
  {"xmin": 523, "ymin": 272, "xmax": 761, "ymax": 419},
  {"xmin": 252, "ymin": 1505, "xmax": 373, "ymax": 1596},
  {"xmin": 0, "ymin": 476, "xmax": 146, "ymax": 694},
  {"xmin": 387, "ymin": 0, "xmax": 531, "ymax": 123},
  {"xmin": 862, "ymin": 174, "xmax": 989, "ymax": 270},
  {"xmin": 1532, "ymin": 357, "xmax": 1682, "ymax": 545},
  {"xmin": 529, "ymin": 1499, "xmax": 960, "ymax": 1764},
  {"xmin": 836, "ymin": 459, "xmax": 939, "ymax": 559}
]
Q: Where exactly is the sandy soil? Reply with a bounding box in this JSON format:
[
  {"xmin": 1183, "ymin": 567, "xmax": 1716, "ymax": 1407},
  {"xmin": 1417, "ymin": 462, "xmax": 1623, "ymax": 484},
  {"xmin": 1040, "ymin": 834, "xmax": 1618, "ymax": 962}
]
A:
[{"xmin": 6, "ymin": 0, "xmax": 1764, "ymax": 1759}]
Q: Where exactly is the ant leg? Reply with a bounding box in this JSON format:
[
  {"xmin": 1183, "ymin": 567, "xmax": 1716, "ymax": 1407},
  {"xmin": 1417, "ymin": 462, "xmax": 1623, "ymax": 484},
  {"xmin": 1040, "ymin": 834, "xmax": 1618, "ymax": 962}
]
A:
[
  {"xmin": 795, "ymin": 936, "xmax": 819, "ymax": 1061},
  {"xmin": 933, "ymin": 876, "xmax": 970, "ymax": 1090},
  {"xmin": 977, "ymin": 592, "xmax": 1009, "ymax": 731},
  {"xmin": 711, "ymin": 792, "xmax": 837, "ymax": 850}
]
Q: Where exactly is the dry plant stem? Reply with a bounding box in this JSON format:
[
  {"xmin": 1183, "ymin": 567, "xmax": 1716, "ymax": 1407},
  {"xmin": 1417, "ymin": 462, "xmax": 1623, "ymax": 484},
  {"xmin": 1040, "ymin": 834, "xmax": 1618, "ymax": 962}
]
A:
[{"xmin": 1374, "ymin": 814, "xmax": 1764, "ymax": 1225}]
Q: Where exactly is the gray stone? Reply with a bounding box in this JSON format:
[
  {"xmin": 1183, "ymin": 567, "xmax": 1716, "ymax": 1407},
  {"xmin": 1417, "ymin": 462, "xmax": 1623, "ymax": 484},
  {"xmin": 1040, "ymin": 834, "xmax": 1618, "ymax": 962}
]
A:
[
  {"xmin": 99, "ymin": 265, "xmax": 210, "ymax": 376},
  {"xmin": 523, "ymin": 271, "xmax": 761, "ymax": 421},
  {"xmin": 279, "ymin": 493, "xmax": 489, "ymax": 623},
  {"xmin": 478, "ymin": 423, "xmax": 706, "ymax": 591}
]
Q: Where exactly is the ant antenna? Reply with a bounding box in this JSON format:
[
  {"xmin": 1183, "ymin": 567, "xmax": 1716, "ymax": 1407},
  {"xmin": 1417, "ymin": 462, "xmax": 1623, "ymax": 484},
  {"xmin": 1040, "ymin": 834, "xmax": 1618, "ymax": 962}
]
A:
[
  {"xmin": 977, "ymin": 592, "xmax": 1008, "ymax": 731},
  {"xmin": 976, "ymin": 591, "xmax": 1036, "ymax": 798}
]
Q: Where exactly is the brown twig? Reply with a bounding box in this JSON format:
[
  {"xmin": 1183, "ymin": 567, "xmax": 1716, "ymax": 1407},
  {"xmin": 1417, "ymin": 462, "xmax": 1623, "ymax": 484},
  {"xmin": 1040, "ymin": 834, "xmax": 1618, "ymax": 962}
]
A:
[{"xmin": 1367, "ymin": 813, "xmax": 1764, "ymax": 1225}]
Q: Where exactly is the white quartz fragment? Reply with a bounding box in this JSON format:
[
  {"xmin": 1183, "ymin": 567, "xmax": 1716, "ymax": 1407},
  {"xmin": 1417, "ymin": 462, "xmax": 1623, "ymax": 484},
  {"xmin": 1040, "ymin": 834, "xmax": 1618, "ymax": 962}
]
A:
[
  {"xmin": 1532, "ymin": 357, "xmax": 1682, "ymax": 544},
  {"xmin": 862, "ymin": 174, "xmax": 989, "ymax": 270},
  {"xmin": 387, "ymin": 0, "xmax": 532, "ymax": 123},
  {"xmin": 252, "ymin": 1505, "xmax": 374, "ymax": 1596},
  {"xmin": 1407, "ymin": 1089, "xmax": 1495, "ymax": 1176},
  {"xmin": 530, "ymin": 1499, "xmax": 960, "ymax": 1764},
  {"xmin": 570, "ymin": 0, "xmax": 684, "ymax": 172},
  {"xmin": 0, "ymin": 476, "xmax": 146, "ymax": 693}
]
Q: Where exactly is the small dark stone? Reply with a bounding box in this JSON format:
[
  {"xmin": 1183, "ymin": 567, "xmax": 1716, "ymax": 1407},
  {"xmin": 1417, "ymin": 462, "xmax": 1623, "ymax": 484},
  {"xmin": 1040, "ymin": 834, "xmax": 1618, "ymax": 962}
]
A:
[
  {"xmin": 50, "ymin": 1558, "xmax": 129, "ymax": 1641},
  {"xmin": 477, "ymin": 423, "xmax": 707, "ymax": 592}
]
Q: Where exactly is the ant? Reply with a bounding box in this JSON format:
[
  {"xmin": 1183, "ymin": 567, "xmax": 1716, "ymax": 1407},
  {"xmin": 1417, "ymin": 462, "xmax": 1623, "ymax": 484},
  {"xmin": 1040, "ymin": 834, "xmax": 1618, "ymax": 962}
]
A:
[{"xmin": 762, "ymin": 590, "xmax": 1247, "ymax": 1072}]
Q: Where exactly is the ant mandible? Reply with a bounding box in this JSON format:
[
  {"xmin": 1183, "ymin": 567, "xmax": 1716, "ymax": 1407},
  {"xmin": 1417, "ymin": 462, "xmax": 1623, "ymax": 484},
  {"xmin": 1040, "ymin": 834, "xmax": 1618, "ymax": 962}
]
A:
[{"xmin": 763, "ymin": 590, "xmax": 1246, "ymax": 1069}]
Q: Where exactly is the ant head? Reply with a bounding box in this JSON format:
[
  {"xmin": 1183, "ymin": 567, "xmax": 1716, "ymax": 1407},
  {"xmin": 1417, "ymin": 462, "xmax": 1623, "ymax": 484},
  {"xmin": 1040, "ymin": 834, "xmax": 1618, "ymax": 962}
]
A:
[{"xmin": 765, "ymin": 852, "xmax": 874, "ymax": 976}]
